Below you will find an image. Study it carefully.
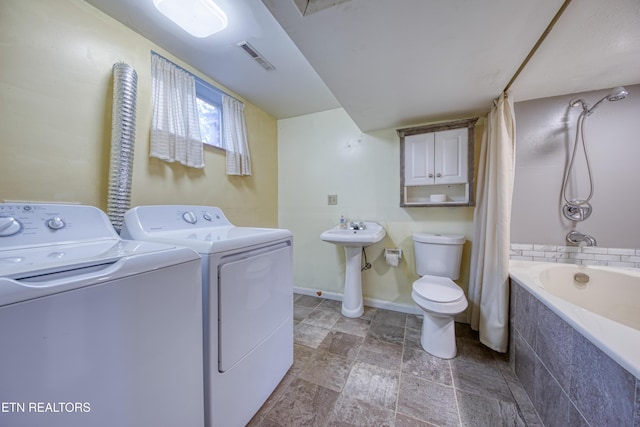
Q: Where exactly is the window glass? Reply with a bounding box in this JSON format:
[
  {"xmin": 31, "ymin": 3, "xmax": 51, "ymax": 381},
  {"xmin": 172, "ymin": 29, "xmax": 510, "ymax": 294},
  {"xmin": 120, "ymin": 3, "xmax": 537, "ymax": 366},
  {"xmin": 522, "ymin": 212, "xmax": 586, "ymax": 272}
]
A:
[{"xmin": 195, "ymin": 77, "xmax": 224, "ymax": 150}]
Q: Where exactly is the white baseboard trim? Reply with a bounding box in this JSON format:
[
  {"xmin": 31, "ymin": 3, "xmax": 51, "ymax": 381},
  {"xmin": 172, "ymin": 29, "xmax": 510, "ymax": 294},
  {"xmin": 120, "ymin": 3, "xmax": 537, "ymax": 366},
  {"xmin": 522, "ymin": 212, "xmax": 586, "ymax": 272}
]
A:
[
  {"xmin": 293, "ymin": 286, "xmax": 469, "ymax": 323},
  {"xmin": 293, "ymin": 286, "xmax": 422, "ymax": 315}
]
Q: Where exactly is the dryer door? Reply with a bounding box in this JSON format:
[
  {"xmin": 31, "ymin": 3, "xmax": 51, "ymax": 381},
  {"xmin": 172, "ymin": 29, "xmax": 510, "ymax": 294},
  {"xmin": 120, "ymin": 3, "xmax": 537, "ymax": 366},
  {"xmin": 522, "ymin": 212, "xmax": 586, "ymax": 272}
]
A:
[{"xmin": 218, "ymin": 241, "xmax": 293, "ymax": 372}]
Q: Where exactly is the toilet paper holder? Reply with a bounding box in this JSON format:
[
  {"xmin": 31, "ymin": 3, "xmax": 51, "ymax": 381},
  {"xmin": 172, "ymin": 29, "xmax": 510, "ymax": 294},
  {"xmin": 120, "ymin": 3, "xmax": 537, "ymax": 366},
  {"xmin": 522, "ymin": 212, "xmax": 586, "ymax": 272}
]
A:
[
  {"xmin": 385, "ymin": 248, "xmax": 402, "ymax": 258},
  {"xmin": 384, "ymin": 248, "xmax": 402, "ymax": 261}
]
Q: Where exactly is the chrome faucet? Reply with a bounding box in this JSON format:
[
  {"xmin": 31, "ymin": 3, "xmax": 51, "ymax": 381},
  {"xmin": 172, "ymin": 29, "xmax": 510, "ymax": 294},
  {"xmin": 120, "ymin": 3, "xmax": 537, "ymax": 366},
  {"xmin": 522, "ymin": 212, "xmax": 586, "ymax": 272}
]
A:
[
  {"xmin": 348, "ymin": 221, "xmax": 366, "ymax": 230},
  {"xmin": 566, "ymin": 230, "xmax": 597, "ymax": 246}
]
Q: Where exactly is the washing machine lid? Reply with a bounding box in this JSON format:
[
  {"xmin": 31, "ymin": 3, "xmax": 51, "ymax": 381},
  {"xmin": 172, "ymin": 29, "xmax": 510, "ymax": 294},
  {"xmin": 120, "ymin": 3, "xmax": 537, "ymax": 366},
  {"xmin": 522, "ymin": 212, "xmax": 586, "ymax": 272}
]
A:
[
  {"xmin": 0, "ymin": 203, "xmax": 200, "ymax": 307},
  {"xmin": 413, "ymin": 276, "xmax": 464, "ymax": 303},
  {"xmin": 122, "ymin": 205, "xmax": 292, "ymax": 254},
  {"xmin": 0, "ymin": 238, "xmax": 191, "ymax": 279}
]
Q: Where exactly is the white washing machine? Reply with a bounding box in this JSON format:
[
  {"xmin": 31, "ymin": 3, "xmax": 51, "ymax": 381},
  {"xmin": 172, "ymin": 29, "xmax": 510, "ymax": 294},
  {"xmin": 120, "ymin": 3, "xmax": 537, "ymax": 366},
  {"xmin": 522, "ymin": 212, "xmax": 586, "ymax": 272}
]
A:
[
  {"xmin": 121, "ymin": 205, "xmax": 293, "ymax": 427},
  {"xmin": 0, "ymin": 203, "xmax": 204, "ymax": 427}
]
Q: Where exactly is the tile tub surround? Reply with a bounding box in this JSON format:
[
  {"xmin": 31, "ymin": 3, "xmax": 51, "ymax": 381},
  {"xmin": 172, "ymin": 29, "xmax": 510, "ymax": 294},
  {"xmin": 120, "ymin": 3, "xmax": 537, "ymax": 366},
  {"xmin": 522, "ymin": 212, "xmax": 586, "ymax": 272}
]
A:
[
  {"xmin": 510, "ymin": 243, "xmax": 640, "ymax": 268},
  {"xmin": 249, "ymin": 294, "xmax": 542, "ymax": 426},
  {"xmin": 510, "ymin": 280, "xmax": 640, "ymax": 427}
]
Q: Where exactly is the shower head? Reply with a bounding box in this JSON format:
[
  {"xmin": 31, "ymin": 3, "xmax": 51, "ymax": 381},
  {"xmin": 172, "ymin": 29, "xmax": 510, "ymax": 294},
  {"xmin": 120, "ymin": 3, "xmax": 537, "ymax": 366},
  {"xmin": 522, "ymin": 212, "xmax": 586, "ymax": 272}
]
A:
[
  {"xmin": 586, "ymin": 86, "xmax": 629, "ymax": 115},
  {"xmin": 606, "ymin": 86, "xmax": 628, "ymax": 101}
]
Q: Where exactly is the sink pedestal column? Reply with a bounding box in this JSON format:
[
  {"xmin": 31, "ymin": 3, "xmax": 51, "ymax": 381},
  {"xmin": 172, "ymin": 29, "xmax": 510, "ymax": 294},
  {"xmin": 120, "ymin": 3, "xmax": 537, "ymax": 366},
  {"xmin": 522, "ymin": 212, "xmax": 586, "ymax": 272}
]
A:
[{"xmin": 342, "ymin": 246, "xmax": 364, "ymax": 318}]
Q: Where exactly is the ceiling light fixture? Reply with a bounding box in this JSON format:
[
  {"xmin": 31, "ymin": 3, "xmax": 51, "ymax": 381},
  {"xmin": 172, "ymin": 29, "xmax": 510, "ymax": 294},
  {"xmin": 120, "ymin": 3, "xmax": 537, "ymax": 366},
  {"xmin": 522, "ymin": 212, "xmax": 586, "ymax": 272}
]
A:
[{"xmin": 153, "ymin": 0, "xmax": 228, "ymax": 38}]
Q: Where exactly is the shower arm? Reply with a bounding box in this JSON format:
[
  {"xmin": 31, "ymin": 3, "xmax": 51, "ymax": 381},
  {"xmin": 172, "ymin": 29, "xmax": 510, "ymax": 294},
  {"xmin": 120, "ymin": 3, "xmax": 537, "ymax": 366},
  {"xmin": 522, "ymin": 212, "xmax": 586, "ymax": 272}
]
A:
[{"xmin": 585, "ymin": 95, "xmax": 608, "ymax": 116}]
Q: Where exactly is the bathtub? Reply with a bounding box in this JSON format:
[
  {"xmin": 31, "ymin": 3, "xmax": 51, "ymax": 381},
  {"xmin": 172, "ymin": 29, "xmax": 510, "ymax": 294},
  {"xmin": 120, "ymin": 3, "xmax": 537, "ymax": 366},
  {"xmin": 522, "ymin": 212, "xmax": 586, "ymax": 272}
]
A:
[{"xmin": 509, "ymin": 260, "xmax": 640, "ymax": 378}]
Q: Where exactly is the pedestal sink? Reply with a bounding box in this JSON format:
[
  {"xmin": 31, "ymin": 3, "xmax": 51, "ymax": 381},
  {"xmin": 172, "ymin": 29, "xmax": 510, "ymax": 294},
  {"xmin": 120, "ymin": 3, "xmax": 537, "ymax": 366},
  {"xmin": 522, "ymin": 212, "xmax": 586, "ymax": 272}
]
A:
[{"xmin": 320, "ymin": 221, "xmax": 386, "ymax": 318}]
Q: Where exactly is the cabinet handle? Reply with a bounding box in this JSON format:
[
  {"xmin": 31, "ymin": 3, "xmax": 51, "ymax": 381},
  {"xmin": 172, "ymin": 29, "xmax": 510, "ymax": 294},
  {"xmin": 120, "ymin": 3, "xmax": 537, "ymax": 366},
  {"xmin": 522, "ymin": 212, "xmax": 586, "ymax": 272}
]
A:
[
  {"xmin": 436, "ymin": 173, "xmax": 442, "ymax": 178},
  {"xmin": 428, "ymin": 173, "xmax": 434, "ymax": 178}
]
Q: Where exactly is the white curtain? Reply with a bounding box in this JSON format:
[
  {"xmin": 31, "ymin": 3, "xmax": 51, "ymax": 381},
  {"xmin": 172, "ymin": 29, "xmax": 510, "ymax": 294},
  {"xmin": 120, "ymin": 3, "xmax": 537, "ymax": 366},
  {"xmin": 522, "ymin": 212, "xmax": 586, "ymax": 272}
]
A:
[
  {"xmin": 150, "ymin": 54, "xmax": 204, "ymax": 168},
  {"xmin": 468, "ymin": 92, "xmax": 516, "ymax": 353},
  {"xmin": 222, "ymin": 95, "xmax": 251, "ymax": 176}
]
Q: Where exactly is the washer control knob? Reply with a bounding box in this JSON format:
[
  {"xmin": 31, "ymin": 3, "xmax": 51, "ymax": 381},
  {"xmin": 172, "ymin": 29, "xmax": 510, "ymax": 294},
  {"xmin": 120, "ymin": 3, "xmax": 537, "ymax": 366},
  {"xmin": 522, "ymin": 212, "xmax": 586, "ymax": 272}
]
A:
[
  {"xmin": 182, "ymin": 211, "xmax": 197, "ymax": 224},
  {"xmin": 0, "ymin": 217, "xmax": 21, "ymax": 237},
  {"xmin": 47, "ymin": 217, "xmax": 66, "ymax": 230},
  {"xmin": 203, "ymin": 212, "xmax": 212, "ymax": 221}
]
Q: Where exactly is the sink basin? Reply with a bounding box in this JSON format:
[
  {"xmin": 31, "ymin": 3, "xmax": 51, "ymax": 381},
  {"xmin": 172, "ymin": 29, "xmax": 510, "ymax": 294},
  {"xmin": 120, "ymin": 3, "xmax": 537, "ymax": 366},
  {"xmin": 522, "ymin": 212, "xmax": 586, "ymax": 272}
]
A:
[
  {"xmin": 320, "ymin": 221, "xmax": 386, "ymax": 247},
  {"xmin": 320, "ymin": 221, "xmax": 386, "ymax": 318}
]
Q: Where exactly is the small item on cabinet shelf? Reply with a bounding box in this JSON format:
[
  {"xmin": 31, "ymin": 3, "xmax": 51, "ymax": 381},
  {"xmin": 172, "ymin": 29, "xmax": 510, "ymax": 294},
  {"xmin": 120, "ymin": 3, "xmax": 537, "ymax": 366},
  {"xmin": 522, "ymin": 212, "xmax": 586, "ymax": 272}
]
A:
[{"xmin": 430, "ymin": 194, "xmax": 447, "ymax": 203}]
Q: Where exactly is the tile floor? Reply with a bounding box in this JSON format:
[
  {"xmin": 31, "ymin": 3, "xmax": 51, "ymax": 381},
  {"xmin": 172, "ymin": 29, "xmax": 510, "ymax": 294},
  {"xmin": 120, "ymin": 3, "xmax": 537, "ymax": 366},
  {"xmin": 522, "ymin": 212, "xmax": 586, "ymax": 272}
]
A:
[{"xmin": 249, "ymin": 294, "xmax": 543, "ymax": 427}]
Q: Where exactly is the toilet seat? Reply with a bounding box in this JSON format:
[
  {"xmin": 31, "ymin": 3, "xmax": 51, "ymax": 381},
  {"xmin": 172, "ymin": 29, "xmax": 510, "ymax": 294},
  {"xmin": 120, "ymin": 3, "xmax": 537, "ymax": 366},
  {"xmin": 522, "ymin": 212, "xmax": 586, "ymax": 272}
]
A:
[
  {"xmin": 413, "ymin": 275, "xmax": 464, "ymax": 302},
  {"xmin": 411, "ymin": 275, "xmax": 468, "ymax": 316}
]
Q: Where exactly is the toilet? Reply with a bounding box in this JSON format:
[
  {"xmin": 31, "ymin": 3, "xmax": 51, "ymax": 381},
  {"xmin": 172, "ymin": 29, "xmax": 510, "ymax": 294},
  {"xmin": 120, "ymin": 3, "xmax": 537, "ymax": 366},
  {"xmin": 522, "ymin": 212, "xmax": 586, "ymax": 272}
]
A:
[{"xmin": 412, "ymin": 233, "xmax": 468, "ymax": 359}]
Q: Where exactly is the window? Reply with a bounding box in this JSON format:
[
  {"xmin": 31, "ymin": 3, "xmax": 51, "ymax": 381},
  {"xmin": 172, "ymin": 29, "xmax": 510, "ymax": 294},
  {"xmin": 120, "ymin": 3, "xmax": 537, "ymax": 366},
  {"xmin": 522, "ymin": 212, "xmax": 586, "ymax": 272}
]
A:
[{"xmin": 195, "ymin": 77, "xmax": 224, "ymax": 150}]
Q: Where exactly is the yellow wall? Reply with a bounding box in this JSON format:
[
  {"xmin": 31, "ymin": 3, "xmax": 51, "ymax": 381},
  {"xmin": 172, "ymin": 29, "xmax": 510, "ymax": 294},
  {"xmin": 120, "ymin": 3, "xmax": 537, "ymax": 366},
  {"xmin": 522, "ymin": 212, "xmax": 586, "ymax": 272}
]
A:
[
  {"xmin": 278, "ymin": 108, "xmax": 484, "ymax": 308},
  {"xmin": 0, "ymin": 0, "xmax": 278, "ymax": 227}
]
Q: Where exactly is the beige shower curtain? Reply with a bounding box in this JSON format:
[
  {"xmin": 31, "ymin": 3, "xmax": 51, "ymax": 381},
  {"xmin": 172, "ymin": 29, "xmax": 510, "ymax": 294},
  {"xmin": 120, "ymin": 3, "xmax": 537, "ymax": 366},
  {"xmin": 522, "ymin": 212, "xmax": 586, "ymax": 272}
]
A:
[{"xmin": 468, "ymin": 92, "xmax": 515, "ymax": 353}]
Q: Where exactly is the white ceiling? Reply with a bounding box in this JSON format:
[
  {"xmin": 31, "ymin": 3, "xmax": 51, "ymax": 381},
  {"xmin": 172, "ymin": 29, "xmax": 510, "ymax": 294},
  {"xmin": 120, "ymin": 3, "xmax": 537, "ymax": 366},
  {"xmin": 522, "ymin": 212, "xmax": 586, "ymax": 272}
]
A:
[{"xmin": 84, "ymin": 0, "xmax": 640, "ymax": 132}]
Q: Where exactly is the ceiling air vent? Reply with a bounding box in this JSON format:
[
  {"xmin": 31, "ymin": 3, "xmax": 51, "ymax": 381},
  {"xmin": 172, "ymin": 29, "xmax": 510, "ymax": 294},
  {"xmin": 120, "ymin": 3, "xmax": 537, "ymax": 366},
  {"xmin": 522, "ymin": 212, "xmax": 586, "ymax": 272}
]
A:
[{"xmin": 236, "ymin": 41, "xmax": 276, "ymax": 71}]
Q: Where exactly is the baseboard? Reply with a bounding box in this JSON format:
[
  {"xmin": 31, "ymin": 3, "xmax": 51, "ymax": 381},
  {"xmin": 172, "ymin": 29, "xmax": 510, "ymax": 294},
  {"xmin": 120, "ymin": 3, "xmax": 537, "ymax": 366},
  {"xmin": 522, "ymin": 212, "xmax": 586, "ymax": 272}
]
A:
[
  {"xmin": 293, "ymin": 286, "xmax": 422, "ymax": 315},
  {"xmin": 293, "ymin": 286, "xmax": 469, "ymax": 323}
]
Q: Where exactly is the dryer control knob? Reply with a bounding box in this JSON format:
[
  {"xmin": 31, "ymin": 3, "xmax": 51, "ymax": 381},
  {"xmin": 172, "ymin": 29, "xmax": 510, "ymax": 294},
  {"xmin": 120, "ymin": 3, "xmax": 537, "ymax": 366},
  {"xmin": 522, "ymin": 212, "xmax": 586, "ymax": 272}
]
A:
[
  {"xmin": 0, "ymin": 217, "xmax": 21, "ymax": 237},
  {"xmin": 182, "ymin": 211, "xmax": 197, "ymax": 224},
  {"xmin": 47, "ymin": 217, "xmax": 66, "ymax": 230}
]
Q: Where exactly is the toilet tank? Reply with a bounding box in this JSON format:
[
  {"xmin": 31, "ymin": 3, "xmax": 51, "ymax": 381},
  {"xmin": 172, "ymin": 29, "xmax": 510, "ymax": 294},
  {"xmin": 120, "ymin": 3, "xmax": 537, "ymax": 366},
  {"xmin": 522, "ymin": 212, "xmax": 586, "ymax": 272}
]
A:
[{"xmin": 413, "ymin": 233, "xmax": 465, "ymax": 279}]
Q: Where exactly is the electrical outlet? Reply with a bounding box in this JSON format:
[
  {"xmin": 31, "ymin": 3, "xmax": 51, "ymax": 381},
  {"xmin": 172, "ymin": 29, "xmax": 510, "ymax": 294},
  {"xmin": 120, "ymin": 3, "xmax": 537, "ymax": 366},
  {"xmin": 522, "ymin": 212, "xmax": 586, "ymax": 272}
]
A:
[{"xmin": 328, "ymin": 194, "xmax": 338, "ymax": 205}]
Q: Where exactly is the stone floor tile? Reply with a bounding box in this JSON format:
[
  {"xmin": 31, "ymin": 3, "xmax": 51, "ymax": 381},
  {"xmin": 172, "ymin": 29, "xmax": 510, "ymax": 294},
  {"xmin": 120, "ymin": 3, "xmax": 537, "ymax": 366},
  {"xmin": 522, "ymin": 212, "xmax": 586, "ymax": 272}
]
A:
[
  {"xmin": 454, "ymin": 337, "xmax": 497, "ymax": 366},
  {"xmin": 451, "ymin": 358, "xmax": 514, "ymax": 403},
  {"xmin": 265, "ymin": 377, "xmax": 340, "ymax": 426},
  {"xmin": 368, "ymin": 322, "xmax": 405, "ymax": 345},
  {"xmin": 327, "ymin": 395, "xmax": 395, "ymax": 426},
  {"xmin": 267, "ymin": 296, "xmax": 531, "ymax": 427},
  {"xmin": 394, "ymin": 413, "xmax": 437, "ymax": 427},
  {"xmin": 294, "ymin": 305, "xmax": 314, "ymax": 322},
  {"xmin": 295, "ymin": 294, "xmax": 324, "ymax": 309},
  {"xmin": 317, "ymin": 330, "xmax": 363, "ymax": 359},
  {"xmin": 372, "ymin": 310, "xmax": 407, "ymax": 328},
  {"xmin": 291, "ymin": 343, "xmax": 316, "ymax": 376},
  {"xmin": 397, "ymin": 374, "xmax": 459, "ymax": 427},
  {"xmin": 456, "ymin": 389, "xmax": 525, "ymax": 427},
  {"xmin": 454, "ymin": 322, "xmax": 479, "ymax": 341},
  {"xmin": 401, "ymin": 346, "xmax": 453, "ymax": 386},
  {"xmin": 403, "ymin": 326, "xmax": 422, "ymax": 349},
  {"xmin": 302, "ymin": 309, "xmax": 342, "ymax": 329},
  {"xmin": 406, "ymin": 314, "xmax": 423, "ymax": 330},
  {"xmin": 360, "ymin": 306, "xmax": 378, "ymax": 321},
  {"xmin": 295, "ymin": 323, "xmax": 331, "ymax": 349},
  {"xmin": 342, "ymin": 361, "xmax": 400, "ymax": 410},
  {"xmin": 357, "ymin": 337, "xmax": 403, "ymax": 372},
  {"xmin": 317, "ymin": 298, "xmax": 343, "ymax": 313},
  {"xmin": 332, "ymin": 316, "xmax": 371, "ymax": 338},
  {"xmin": 298, "ymin": 351, "xmax": 355, "ymax": 392}
]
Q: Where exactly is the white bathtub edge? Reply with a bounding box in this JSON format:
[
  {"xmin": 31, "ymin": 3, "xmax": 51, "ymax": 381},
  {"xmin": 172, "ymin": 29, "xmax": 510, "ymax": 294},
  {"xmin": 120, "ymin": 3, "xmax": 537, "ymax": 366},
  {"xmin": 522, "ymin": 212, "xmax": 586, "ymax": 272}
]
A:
[{"xmin": 509, "ymin": 260, "xmax": 640, "ymax": 379}]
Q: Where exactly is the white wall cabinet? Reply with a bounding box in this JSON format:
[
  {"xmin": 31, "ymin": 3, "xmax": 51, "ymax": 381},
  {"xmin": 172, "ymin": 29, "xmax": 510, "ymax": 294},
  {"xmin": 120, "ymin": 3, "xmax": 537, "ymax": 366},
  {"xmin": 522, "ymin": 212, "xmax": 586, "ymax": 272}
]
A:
[
  {"xmin": 398, "ymin": 118, "xmax": 478, "ymax": 207},
  {"xmin": 404, "ymin": 128, "xmax": 468, "ymax": 186}
]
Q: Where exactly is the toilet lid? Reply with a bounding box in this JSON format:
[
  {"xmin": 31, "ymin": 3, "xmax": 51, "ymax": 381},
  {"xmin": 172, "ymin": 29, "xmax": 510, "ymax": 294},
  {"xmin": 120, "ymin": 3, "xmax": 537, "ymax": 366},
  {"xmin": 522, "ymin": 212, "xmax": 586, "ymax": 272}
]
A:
[{"xmin": 413, "ymin": 276, "xmax": 464, "ymax": 303}]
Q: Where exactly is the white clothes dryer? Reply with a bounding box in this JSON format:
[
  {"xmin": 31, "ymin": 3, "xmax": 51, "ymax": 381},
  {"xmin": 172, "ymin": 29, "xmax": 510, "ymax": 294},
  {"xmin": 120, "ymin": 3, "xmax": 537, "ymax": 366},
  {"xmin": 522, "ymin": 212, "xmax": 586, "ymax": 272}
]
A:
[
  {"xmin": 0, "ymin": 203, "xmax": 204, "ymax": 427},
  {"xmin": 121, "ymin": 205, "xmax": 293, "ymax": 427}
]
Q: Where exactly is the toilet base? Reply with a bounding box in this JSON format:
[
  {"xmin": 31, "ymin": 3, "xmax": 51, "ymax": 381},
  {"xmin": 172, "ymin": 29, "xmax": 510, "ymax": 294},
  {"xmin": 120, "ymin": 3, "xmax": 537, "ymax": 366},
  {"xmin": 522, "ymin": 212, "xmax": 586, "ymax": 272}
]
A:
[{"xmin": 420, "ymin": 312, "xmax": 457, "ymax": 359}]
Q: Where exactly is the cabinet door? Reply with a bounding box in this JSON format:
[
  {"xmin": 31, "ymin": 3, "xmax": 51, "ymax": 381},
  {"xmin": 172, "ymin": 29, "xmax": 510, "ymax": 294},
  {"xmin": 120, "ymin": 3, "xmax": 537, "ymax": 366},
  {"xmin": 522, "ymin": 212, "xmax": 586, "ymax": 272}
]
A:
[
  {"xmin": 434, "ymin": 128, "xmax": 467, "ymax": 184},
  {"xmin": 404, "ymin": 133, "xmax": 435, "ymax": 185}
]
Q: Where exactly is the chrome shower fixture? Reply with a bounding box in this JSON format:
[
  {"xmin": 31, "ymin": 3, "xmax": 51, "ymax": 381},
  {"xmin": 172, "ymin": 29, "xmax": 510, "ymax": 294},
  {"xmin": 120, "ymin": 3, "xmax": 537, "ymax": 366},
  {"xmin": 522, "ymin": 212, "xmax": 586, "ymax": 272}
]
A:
[
  {"xmin": 561, "ymin": 86, "xmax": 629, "ymax": 222},
  {"xmin": 569, "ymin": 86, "xmax": 629, "ymax": 116},
  {"xmin": 563, "ymin": 199, "xmax": 592, "ymax": 221}
]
